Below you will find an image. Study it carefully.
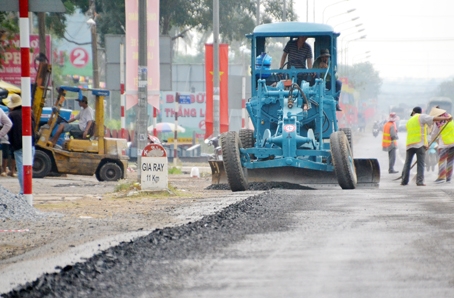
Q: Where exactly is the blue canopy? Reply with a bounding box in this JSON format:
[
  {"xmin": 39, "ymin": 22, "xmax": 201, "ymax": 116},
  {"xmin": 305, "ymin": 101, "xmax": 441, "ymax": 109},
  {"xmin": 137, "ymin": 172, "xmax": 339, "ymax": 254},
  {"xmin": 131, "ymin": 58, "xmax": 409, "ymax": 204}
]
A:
[{"xmin": 250, "ymin": 22, "xmax": 338, "ymax": 38}]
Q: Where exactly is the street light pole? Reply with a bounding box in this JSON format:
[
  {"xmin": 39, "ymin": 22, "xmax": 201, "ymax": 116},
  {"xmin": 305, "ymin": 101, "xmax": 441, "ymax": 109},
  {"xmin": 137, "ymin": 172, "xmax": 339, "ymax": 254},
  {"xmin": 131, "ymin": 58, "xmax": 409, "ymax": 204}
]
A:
[
  {"xmin": 283, "ymin": 0, "xmax": 286, "ymax": 22},
  {"xmin": 306, "ymin": 0, "xmax": 309, "ymax": 22},
  {"xmin": 213, "ymin": 0, "xmax": 220, "ymax": 138},
  {"xmin": 346, "ymin": 35, "xmax": 366, "ymax": 65},
  {"xmin": 326, "ymin": 9, "xmax": 356, "ymax": 24},
  {"xmin": 344, "ymin": 35, "xmax": 367, "ymax": 71},
  {"xmin": 353, "ymin": 51, "xmax": 371, "ymax": 64},
  {"xmin": 339, "ymin": 29, "xmax": 366, "ymax": 72},
  {"xmin": 334, "ymin": 17, "xmax": 360, "ymax": 28},
  {"xmin": 339, "ymin": 23, "xmax": 363, "ymax": 34},
  {"xmin": 322, "ymin": 0, "xmax": 349, "ymax": 23}
]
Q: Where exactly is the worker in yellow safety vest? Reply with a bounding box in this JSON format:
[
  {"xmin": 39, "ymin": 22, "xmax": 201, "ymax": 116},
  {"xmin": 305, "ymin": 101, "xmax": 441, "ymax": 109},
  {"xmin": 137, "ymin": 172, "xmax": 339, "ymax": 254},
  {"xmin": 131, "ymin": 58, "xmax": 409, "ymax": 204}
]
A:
[
  {"xmin": 429, "ymin": 107, "xmax": 454, "ymax": 184},
  {"xmin": 401, "ymin": 106, "xmax": 452, "ymax": 186},
  {"xmin": 382, "ymin": 112, "xmax": 399, "ymax": 174}
]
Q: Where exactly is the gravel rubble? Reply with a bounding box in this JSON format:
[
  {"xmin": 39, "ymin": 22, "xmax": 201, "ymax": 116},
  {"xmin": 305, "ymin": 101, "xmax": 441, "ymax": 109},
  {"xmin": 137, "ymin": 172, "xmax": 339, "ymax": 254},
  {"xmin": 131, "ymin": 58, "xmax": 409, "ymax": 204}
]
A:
[
  {"xmin": 1, "ymin": 183, "xmax": 308, "ymax": 298},
  {"xmin": 0, "ymin": 186, "xmax": 45, "ymax": 221}
]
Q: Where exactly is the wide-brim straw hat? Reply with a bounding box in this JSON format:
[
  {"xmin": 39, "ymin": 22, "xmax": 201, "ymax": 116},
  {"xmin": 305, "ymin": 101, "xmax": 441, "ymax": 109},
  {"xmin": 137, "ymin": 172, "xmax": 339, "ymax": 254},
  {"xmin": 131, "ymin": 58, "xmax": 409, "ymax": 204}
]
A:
[
  {"xmin": 6, "ymin": 94, "xmax": 22, "ymax": 109},
  {"xmin": 429, "ymin": 107, "xmax": 446, "ymax": 117},
  {"xmin": 388, "ymin": 112, "xmax": 398, "ymax": 122}
]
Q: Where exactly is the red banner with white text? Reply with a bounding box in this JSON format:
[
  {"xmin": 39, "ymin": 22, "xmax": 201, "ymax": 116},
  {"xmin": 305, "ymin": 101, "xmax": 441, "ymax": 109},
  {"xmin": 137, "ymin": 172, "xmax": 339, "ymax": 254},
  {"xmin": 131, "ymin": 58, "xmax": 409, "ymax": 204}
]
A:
[
  {"xmin": 0, "ymin": 35, "xmax": 51, "ymax": 86},
  {"xmin": 204, "ymin": 43, "xmax": 229, "ymax": 139}
]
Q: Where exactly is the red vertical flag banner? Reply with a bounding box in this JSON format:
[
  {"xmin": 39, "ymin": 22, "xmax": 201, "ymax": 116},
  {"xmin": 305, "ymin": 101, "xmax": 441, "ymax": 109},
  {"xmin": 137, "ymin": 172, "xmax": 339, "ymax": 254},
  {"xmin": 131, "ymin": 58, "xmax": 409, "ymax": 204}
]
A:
[
  {"xmin": 125, "ymin": 0, "xmax": 160, "ymax": 111},
  {"xmin": 204, "ymin": 44, "xmax": 213, "ymax": 139},
  {"xmin": 204, "ymin": 44, "xmax": 229, "ymax": 139}
]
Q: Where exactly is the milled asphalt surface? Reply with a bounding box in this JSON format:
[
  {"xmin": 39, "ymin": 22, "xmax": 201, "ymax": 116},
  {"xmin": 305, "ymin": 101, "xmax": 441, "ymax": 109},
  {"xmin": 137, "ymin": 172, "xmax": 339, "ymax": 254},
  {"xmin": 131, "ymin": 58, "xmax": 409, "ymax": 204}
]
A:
[{"xmin": 3, "ymin": 130, "xmax": 454, "ymax": 297}]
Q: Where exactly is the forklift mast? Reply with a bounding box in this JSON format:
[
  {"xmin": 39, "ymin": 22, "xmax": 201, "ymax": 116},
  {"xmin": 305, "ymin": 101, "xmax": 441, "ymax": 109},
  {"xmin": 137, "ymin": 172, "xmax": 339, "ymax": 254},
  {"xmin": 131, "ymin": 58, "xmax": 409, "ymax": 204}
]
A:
[{"xmin": 32, "ymin": 62, "xmax": 52, "ymax": 133}]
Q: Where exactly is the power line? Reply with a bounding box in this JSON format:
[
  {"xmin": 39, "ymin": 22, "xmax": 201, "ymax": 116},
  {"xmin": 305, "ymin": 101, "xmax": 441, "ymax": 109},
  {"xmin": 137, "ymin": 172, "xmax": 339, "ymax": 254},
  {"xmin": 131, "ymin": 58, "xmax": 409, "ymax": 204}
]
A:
[{"xmin": 353, "ymin": 38, "xmax": 454, "ymax": 42}]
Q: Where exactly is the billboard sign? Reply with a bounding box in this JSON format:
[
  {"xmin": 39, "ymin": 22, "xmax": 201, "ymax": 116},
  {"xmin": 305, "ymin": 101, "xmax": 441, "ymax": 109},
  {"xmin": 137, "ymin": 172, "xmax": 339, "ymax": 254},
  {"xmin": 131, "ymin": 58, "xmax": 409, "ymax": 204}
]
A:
[{"xmin": 0, "ymin": 34, "xmax": 51, "ymax": 86}]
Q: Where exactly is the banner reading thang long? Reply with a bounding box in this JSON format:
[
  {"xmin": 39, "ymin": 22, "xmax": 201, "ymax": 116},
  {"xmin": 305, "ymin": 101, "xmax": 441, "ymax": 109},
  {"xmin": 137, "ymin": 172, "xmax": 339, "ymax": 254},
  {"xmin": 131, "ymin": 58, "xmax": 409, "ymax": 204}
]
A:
[
  {"xmin": 125, "ymin": 0, "xmax": 160, "ymax": 110},
  {"xmin": 205, "ymin": 43, "xmax": 229, "ymax": 139}
]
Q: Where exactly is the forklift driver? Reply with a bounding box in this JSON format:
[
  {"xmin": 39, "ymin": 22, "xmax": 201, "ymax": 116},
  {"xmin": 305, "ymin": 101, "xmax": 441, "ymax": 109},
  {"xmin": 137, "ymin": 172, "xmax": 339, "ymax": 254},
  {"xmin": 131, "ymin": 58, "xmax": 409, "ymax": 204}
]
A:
[{"xmin": 49, "ymin": 96, "xmax": 94, "ymax": 146}]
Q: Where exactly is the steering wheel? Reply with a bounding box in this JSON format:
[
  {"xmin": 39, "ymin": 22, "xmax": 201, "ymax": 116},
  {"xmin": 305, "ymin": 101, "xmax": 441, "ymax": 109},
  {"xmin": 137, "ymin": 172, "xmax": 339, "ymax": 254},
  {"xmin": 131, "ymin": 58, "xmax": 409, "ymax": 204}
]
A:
[{"xmin": 277, "ymin": 63, "xmax": 290, "ymax": 80}]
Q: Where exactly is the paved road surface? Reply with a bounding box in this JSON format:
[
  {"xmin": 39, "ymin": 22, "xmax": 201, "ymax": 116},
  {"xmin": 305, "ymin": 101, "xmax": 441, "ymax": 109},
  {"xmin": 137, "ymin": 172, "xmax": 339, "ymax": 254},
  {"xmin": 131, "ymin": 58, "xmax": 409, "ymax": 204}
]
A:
[
  {"xmin": 172, "ymin": 131, "xmax": 454, "ymax": 297},
  {"xmin": 3, "ymin": 130, "xmax": 454, "ymax": 297}
]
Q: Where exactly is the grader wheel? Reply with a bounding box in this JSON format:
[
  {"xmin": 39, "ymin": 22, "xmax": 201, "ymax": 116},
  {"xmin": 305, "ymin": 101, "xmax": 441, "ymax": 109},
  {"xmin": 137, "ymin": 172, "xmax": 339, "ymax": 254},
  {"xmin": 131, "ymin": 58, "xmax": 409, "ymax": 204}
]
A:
[
  {"xmin": 339, "ymin": 127, "xmax": 353, "ymax": 156},
  {"xmin": 221, "ymin": 131, "xmax": 248, "ymax": 192},
  {"xmin": 239, "ymin": 128, "xmax": 255, "ymax": 159},
  {"xmin": 330, "ymin": 131, "xmax": 357, "ymax": 189}
]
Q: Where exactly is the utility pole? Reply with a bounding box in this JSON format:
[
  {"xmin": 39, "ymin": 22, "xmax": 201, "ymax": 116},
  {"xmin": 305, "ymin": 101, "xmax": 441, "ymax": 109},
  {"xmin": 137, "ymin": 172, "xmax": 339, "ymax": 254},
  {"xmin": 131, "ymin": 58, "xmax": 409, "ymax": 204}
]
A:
[
  {"xmin": 256, "ymin": 0, "xmax": 260, "ymax": 25},
  {"xmin": 38, "ymin": 12, "xmax": 45, "ymax": 56},
  {"xmin": 89, "ymin": 0, "xmax": 99, "ymax": 88},
  {"xmin": 306, "ymin": 0, "xmax": 309, "ymax": 22},
  {"xmin": 213, "ymin": 0, "xmax": 220, "ymax": 137},
  {"xmin": 137, "ymin": 0, "xmax": 148, "ymax": 178},
  {"xmin": 283, "ymin": 0, "xmax": 286, "ymax": 21}
]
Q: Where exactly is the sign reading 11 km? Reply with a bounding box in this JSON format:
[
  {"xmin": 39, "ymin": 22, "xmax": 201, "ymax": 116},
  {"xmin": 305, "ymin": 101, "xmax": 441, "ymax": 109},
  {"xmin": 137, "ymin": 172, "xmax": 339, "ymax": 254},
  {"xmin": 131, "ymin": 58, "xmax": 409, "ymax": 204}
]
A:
[{"xmin": 141, "ymin": 144, "xmax": 168, "ymax": 190}]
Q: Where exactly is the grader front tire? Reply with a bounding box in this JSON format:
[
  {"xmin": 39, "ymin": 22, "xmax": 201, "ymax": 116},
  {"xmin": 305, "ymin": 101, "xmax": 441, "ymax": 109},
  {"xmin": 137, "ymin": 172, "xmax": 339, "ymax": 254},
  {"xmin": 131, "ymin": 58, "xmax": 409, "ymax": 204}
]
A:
[
  {"xmin": 221, "ymin": 131, "xmax": 248, "ymax": 192},
  {"xmin": 330, "ymin": 131, "xmax": 357, "ymax": 189}
]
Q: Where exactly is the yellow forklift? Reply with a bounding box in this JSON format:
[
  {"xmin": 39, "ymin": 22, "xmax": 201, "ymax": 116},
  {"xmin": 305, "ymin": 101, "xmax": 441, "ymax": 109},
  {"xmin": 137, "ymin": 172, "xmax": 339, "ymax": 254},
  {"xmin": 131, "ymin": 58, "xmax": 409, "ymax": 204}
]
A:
[{"xmin": 33, "ymin": 71, "xmax": 129, "ymax": 181}]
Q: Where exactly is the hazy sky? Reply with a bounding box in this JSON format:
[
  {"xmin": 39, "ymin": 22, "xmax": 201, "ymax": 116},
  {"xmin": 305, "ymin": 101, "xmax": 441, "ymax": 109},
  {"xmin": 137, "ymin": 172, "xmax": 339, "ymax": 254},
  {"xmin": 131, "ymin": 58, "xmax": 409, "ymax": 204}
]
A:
[{"xmin": 293, "ymin": 0, "xmax": 454, "ymax": 80}]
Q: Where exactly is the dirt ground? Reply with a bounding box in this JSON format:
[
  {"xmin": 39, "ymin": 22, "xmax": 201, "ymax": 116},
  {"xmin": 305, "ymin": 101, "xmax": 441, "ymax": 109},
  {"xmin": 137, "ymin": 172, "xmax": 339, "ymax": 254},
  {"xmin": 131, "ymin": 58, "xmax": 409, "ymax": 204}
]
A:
[{"xmin": 0, "ymin": 164, "xmax": 236, "ymax": 277}]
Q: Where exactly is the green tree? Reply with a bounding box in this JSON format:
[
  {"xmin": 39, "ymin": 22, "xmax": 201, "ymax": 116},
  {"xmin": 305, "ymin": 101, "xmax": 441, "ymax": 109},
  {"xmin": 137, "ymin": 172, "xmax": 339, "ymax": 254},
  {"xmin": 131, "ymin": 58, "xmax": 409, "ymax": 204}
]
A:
[
  {"xmin": 436, "ymin": 78, "xmax": 454, "ymax": 99},
  {"xmin": 42, "ymin": 1, "xmax": 78, "ymax": 38},
  {"xmin": 160, "ymin": 0, "xmax": 203, "ymax": 36},
  {"xmin": 194, "ymin": 0, "xmax": 297, "ymax": 43},
  {"xmin": 340, "ymin": 62, "xmax": 382, "ymax": 100},
  {"xmin": 0, "ymin": 12, "xmax": 19, "ymax": 69}
]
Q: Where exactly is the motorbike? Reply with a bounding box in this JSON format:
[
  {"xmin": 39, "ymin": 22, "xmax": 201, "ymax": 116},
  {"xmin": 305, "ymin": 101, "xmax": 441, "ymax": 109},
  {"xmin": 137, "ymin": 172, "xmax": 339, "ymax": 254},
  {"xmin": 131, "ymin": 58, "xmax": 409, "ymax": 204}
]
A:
[
  {"xmin": 372, "ymin": 121, "xmax": 380, "ymax": 138},
  {"xmin": 204, "ymin": 135, "xmax": 222, "ymax": 161},
  {"xmin": 425, "ymin": 142, "xmax": 438, "ymax": 172}
]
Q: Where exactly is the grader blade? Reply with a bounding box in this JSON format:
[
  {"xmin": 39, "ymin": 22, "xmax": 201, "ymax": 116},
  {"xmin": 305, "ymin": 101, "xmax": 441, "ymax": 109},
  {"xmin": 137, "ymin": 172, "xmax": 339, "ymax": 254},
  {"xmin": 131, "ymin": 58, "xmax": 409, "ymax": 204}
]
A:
[
  {"xmin": 209, "ymin": 159, "xmax": 380, "ymax": 189},
  {"xmin": 208, "ymin": 160, "xmax": 227, "ymax": 185},
  {"xmin": 353, "ymin": 158, "xmax": 381, "ymax": 188},
  {"xmin": 246, "ymin": 167, "xmax": 339, "ymax": 186}
]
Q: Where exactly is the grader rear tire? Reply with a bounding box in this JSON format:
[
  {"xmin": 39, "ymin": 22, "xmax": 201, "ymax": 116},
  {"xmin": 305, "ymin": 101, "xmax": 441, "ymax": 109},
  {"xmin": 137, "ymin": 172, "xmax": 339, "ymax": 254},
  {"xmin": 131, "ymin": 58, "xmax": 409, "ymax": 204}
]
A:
[
  {"xmin": 239, "ymin": 128, "xmax": 255, "ymax": 159},
  {"xmin": 330, "ymin": 131, "xmax": 357, "ymax": 189},
  {"xmin": 221, "ymin": 131, "xmax": 248, "ymax": 192},
  {"xmin": 239, "ymin": 129, "xmax": 254, "ymax": 148}
]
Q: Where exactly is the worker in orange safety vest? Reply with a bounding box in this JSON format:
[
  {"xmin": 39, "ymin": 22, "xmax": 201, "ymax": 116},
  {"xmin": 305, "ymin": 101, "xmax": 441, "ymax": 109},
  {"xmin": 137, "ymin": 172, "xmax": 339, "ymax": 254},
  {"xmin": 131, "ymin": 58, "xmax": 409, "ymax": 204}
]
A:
[{"xmin": 382, "ymin": 112, "xmax": 399, "ymax": 174}]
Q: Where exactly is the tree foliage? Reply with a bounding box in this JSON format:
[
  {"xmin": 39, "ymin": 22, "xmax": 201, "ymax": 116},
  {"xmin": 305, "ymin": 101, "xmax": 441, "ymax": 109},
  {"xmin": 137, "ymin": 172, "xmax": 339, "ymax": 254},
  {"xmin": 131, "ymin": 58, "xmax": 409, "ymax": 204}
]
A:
[
  {"xmin": 340, "ymin": 62, "xmax": 382, "ymax": 100},
  {"xmin": 42, "ymin": 1, "xmax": 78, "ymax": 38},
  {"xmin": 0, "ymin": 12, "xmax": 19, "ymax": 68},
  {"xmin": 436, "ymin": 79, "xmax": 454, "ymax": 99},
  {"xmin": 65, "ymin": 0, "xmax": 125, "ymax": 47},
  {"xmin": 159, "ymin": 0, "xmax": 297, "ymax": 41},
  {"xmin": 160, "ymin": 0, "xmax": 204, "ymax": 36}
]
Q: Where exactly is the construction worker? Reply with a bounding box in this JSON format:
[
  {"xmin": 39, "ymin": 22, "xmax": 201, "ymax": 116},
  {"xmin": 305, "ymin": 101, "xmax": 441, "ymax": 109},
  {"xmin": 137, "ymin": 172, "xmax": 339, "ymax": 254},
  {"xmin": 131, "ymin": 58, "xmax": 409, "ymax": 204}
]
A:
[
  {"xmin": 7, "ymin": 94, "xmax": 36, "ymax": 195},
  {"xmin": 401, "ymin": 106, "xmax": 452, "ymax": 186},
  {"xmin": 429, "ymin": 107, "xmax": 454, "ymax": 184},
  {"xmin": 382, "ymin": 112, "xmax": 399, "ymax": 174}
]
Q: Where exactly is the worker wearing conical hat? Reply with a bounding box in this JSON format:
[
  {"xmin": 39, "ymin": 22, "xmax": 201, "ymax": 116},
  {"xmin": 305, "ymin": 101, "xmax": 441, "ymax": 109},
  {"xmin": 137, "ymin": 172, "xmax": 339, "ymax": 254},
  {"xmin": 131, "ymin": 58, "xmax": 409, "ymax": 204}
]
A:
[
  {"xmin": 401, "ymin": 106, "xmax": 452, "ymax": 186},
  {"xmin": 429, "ymin": 107, "xmax": 454, "ymax": 184}
]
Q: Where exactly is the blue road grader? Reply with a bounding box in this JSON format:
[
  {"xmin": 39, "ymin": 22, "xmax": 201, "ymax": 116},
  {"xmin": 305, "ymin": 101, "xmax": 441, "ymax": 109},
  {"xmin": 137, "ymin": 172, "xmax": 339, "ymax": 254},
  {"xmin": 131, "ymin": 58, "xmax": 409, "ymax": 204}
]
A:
[{"xmin": 211, "ymin": 22, "xmax": 380, "ymax": 191}]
